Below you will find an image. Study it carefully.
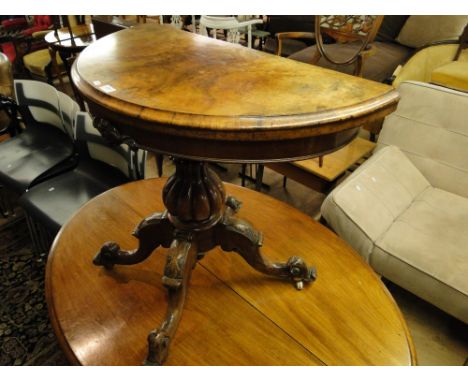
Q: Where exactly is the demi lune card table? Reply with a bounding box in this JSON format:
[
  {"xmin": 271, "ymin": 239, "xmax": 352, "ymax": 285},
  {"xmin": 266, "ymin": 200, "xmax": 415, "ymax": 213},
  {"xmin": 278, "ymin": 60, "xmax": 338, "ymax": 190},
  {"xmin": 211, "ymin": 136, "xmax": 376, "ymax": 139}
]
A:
[{"xmin": 59, "ymin": 23, "xmax": 403, "ymax": 365}]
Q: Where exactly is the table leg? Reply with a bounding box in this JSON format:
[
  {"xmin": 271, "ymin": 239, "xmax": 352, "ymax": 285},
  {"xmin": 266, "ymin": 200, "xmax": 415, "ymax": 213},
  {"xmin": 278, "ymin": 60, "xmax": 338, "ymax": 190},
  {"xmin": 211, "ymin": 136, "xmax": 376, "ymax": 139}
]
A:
[
  {"xmin": 91, "ymin": 149, "xmax": 317, "ymax": 365},
  {"xmin": 146, "ymin": 234, "xmax": 198, "ymax": 365}
]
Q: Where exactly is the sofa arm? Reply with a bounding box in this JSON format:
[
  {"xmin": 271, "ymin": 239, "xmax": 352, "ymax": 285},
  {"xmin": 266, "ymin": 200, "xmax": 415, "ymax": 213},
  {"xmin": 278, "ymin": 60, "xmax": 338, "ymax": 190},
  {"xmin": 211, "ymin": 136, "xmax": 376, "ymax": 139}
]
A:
[
  {"xmin": 321, "ymin": 146, "xmax": 430, "ymax": 262},
  {"xmin": 392, "ymin": 43, "xmax": 459, "ymax": 87}
]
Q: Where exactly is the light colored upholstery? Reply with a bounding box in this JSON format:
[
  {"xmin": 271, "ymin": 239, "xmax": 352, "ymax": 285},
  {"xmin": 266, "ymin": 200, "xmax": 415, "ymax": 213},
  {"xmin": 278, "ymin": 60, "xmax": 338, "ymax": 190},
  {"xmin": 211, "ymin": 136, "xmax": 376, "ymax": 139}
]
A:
[
  {"xmin": 57, "ymin": 91, "xmax": 80, "ymax": 138},
  {"xmin": 14, "ymin": 79, "xmax": 63, "ymax": 131},
  {"xmin": 22, "ymin": 49, "xmax": 63, "ymax": 78},
  {"xmin": 431, "ymin": 61, "xmax": 468, "ymax": 92},
  {"xmin": 377, "ymin": 82, "xmax": 468, "ymax": 199},
  {"xmin": 372, "ymin": 187, "xmax": 468, "ymax": 322},
  {"xmin": 392, "ymin": 44, "xmax": 460, "ymax": 88},
  {"xmin": 321, "ymin": 81, "xmax": 468, "ymax": 323},
  {"xmin": 396, "ymin": 16, "xmax": 468, "ymax": 48},
  {"xmin": 392, "ymin": 44, "xmax": 468, "ymax": 88}
]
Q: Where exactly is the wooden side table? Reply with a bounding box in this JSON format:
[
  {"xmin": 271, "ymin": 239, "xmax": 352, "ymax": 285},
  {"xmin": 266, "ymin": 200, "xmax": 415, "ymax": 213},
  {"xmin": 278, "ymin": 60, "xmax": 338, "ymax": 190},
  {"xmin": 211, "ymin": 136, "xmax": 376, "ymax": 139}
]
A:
[
  {"xmin": 45, "ymin": 24, "xmax": 96, "ymax": 104},
  {"xmin": 46, "ymin": 179, "xmax": 416, "ymax": 366},
  {"xmin": 70, "ymin": 24, "xmax": 400, "ymax": 365}
]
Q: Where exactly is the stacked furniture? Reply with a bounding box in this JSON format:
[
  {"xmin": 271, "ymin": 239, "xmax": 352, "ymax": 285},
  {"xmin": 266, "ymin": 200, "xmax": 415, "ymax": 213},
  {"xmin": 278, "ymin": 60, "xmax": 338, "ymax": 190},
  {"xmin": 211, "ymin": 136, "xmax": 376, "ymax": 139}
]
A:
[
  {"xmin": 18, "ymin": 111, "xmax": 145, "ymax": 251},
  {"xmin": 0, "ymin": 79, "xmax": 146, "ymax": 252},
  {"xmin": 394, "ymin": 21, "xmax": 468, "ymax": 91},
  {"xmin": 287, "ymin": 16, "xmax": 467, "ymax": 84},
  {"xmin": 0, "ymin": 80, "xmax": 77, "ymax": 196},
  {"xmin": 199, "ymin": 16, "xmax": 263, "ymax": 48},
  {"xmin": 321, "ymin": 81, "xmax": 468, "ymax": 324}
]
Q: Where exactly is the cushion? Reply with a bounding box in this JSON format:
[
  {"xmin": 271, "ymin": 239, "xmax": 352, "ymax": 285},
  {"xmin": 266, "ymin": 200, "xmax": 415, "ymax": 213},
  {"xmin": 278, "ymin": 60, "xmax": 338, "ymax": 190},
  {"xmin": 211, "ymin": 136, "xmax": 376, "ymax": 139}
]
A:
[
  {"xmin": 396, "ymin": 16, "xmax": 468, "ymax": 48},
  {"xmin": 377, "ymin": 82, "xmax": 468, "ymax": 199},
  {"xmin": 372, "ymin": 187, "xmax": 468, "ymax": 323},
  {"xmin": 321, "ymin": 146, "xmax": 430, "ymax": 261},
  {"xmin": 288, "ymin": 41, "xmax": 413, "ymax": 82},
  {"xmin": 431, "ymin": 61, "xmax": 468, "ymax": 92},
  {"xmin": 23, "ymin": 49, "xmax": 63, "ymax": 77}
]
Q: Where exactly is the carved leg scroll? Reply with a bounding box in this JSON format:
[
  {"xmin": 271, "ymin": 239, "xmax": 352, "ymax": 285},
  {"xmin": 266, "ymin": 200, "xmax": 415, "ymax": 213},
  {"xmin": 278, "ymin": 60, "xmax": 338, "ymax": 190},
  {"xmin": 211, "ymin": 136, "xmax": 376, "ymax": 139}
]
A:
[
  {"xmin": 93, "ymin": 211, "xmax": 174, "ymax": 269},
  {"xmin": 215, "ymin": 196, "xmax": 317, "ymax": 290},
  {"xmin": 145, "ymin": 233, "xmax": 198, "ymax": 365}
]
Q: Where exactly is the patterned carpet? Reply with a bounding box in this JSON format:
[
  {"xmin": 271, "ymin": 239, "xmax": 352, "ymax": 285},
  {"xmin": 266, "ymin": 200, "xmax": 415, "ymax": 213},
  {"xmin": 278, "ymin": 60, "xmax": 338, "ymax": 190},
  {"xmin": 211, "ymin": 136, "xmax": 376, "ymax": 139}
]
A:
[{"xmin": 0, "ymin": 212, "xmax": 68, "ymax": 365}]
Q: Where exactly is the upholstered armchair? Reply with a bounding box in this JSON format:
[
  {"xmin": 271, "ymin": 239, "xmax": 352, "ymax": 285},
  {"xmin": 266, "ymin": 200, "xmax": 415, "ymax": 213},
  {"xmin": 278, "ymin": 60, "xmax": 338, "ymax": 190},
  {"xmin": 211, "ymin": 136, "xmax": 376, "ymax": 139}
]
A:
[
  {"xmin": 321, "ymin": 81, "xmax": 468, "ymax": 324},
  {"xmin": 393, "ymin": 22, "xmax": 468, "ymax": 91}
]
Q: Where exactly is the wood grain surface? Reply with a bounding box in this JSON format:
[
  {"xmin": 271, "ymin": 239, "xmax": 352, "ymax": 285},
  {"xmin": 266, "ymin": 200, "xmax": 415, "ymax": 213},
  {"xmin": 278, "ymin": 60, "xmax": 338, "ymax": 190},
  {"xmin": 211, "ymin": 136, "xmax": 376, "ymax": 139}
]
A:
[
  {"xmin": 71, "ymin": 24, "xmax": 398, "ymax": 162},
  {"xmin": 46, "ymin": 179, "xmax": 416, "ymax": 366},
  {"xmin": 292, "ymin": 137, "xmax": 375, "ymax": 181}
]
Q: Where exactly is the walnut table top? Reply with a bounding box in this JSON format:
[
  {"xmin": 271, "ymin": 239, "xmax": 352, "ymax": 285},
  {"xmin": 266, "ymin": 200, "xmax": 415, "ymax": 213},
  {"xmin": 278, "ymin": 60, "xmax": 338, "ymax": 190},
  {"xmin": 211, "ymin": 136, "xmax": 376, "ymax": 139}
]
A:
[{"xmin": 71, "ymin": 23, "xmax": 399, "ymax": 162}]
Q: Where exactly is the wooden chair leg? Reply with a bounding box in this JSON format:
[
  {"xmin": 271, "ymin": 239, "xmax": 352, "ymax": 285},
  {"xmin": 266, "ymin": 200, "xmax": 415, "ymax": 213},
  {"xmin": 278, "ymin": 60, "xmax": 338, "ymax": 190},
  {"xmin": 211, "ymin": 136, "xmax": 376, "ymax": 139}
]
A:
[
  {"xmin": 283, "ymin": 176, "xmax": 287, "ymax": 188},
  {"xmin": 156, "ymin": 154, "xmax": 164, "ymax": 177},
  {"xmin": 241, "ymin": 164, "xmax": 247, "ymax": 187},
  {"xmin": 255, "ymin": 164, "xmax": 264, "ymax": 191}
]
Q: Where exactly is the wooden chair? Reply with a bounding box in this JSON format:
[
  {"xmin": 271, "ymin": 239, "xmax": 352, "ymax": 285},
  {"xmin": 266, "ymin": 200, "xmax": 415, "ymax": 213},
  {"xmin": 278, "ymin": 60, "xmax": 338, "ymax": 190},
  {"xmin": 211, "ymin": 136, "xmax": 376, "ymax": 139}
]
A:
[
  {"xmin": 199, "ymin": 16, "xmax": 263, "ymax": 48},
  {"xmin": 277, "ymin": 16, "xmax": 383, "ymax": 76},
  {"xmin": 255, "ymin": 16, "xmax": 384, "ymax": 192}
]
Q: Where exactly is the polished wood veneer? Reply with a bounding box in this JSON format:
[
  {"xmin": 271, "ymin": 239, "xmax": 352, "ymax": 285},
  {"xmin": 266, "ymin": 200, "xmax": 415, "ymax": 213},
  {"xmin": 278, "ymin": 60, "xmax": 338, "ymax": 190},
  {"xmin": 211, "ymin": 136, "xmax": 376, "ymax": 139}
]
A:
[
  {"xmin": 71, "ymin": 23, "xmax": 399, "ymax": 162},
  {"xmin": 46, "ymin": 179, "xmax": 416, "ymax": 366}
]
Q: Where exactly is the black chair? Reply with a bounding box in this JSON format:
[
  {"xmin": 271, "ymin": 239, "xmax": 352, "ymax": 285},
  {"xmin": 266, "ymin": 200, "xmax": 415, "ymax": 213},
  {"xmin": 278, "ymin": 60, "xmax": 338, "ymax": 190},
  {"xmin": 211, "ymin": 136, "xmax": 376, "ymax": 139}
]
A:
[
  {"xmin": 0, "ymin": 80, "xmax": 78, "ymax": 196},
  {"xmin": 19, "ymin": 111, "xmax": 146, "ymax": 251}
]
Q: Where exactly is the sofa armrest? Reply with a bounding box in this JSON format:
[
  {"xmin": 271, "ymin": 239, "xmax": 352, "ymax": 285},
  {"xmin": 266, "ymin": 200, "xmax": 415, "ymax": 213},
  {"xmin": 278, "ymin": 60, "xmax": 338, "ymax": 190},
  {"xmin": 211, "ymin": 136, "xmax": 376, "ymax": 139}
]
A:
[{"xmin": 392, "ymin": 42, "xmax": 459, "ymax": 87}]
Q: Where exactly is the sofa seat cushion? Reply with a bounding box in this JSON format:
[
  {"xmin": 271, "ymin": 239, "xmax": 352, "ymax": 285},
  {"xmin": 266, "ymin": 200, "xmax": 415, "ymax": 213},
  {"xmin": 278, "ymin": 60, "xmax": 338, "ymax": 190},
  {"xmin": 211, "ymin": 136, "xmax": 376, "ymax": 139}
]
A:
[
  {"xmin": 372, "ymin": 187, "xmax": 468, "ymax": 323},
  {"xmin": 321, "ymin": 146, "xmax": 430, "ymax": 261},
  {"xmin": 288, "ymin": 41, "xmax": 413, "ymax": 82},
  {"xmin": 431, "ymin": 61, "xmax": 468, "ymax": 92}
]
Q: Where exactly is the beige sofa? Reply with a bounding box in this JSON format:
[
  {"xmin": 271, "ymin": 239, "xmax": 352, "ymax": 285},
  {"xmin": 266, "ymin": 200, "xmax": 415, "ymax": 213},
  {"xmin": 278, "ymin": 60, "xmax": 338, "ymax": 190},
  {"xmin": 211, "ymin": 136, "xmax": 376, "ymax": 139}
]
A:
[{"xmin": 321, "ymin": 81, "xmax": 468, "ymax": 324}]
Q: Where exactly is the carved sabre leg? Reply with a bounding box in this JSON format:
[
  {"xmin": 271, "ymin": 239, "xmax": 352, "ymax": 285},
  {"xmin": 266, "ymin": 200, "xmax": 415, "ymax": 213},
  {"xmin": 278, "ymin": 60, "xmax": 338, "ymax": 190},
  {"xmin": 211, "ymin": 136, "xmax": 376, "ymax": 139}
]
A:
[
  {"xmin": 216, "ymin": 197, "xmax": 317, "ymax": 290},
  {"xmin": 94, "ymin": 212, "xmax": 174, "ymax": 269},
  {"xmin": 145, "ymin": 233, "xmax": 198, "ymax": 365}
]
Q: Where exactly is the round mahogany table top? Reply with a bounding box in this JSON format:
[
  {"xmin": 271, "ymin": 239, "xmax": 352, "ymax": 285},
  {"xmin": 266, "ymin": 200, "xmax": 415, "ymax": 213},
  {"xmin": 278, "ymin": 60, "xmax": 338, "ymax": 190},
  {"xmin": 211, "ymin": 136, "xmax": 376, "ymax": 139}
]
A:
[
  {"xmin": 46, "ymin": 179, "xmax": 416, "ymax": 366},
  {"xmin": 71, "ymin": 24, "xmax": 399, "ymax": 162}
]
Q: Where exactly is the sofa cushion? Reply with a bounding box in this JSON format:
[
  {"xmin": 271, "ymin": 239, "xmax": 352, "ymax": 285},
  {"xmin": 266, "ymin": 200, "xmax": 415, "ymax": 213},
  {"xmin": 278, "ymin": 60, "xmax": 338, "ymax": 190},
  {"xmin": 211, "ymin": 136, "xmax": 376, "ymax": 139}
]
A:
[
  {"xmin": 431, "ymin": 61, "xmax": 468, "ymax": 92},
  {"xmin": 321, "ymin": 146, "xmax": 430, "ymax": 261},
  {"xmin": 372, "ymin": 187, "xmax": 468, "ymax": 323},
  {"xmin": 378, "ymin": 82, "xmax": 468, "ymax": 199},
  {"xmin": 288, "ymin": 41, "xmax": 413, "ymax": 82},
  {"xmin": 396, "ymin": 16, "xmax": 468, "ymax": 48}
]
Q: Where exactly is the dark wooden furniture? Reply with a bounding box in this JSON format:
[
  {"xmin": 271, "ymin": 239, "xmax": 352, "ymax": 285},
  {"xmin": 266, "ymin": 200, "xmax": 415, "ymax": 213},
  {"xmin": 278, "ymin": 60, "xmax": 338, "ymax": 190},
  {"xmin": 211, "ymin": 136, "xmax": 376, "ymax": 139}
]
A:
[
  {"xmin": 45, "ymin": 24, "xmax": 96, "ymax": 103},
  {"xmin": 91, "ymin": 15, "xmax": 139, "ymax": 39},
  {"xmin": 70, "ymin": 24, "xmax": 399, "ymax": 365},
  {"xmin": 47, "ymin": 178, "xmax": 416, "ymax": 365}
]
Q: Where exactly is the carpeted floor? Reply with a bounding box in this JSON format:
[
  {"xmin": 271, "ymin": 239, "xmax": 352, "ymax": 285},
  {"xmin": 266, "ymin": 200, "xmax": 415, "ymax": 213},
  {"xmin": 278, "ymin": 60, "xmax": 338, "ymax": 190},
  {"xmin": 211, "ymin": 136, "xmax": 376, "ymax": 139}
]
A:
[{"xmin": 0, "ymin": 212, "xmax": 68, "ymax": 366}]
